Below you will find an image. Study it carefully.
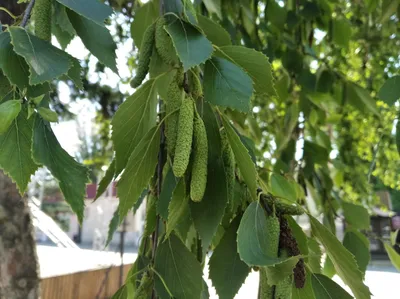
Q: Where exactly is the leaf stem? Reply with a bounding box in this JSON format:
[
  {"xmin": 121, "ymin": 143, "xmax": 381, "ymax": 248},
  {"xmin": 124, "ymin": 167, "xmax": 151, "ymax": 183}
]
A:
[
  {"xmin": 0, "ymin": 7, "xmax": 17, "ymax": 20},
  {"xmin": 21, "ymin": 0, "xmax": 35, "ymax": 28}
]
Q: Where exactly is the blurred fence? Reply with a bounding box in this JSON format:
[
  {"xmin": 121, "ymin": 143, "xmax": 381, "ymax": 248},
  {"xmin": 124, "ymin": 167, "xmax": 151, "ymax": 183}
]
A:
[{"xmin": 41, "ymin": 264, "xmax": 132, "ymax": 299}]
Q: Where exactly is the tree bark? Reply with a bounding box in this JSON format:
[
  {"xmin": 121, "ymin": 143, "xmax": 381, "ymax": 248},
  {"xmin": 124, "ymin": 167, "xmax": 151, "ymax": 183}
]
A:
[{"xmin": 0, "ymin": 170, "xmax": 40, "ymax": 299}]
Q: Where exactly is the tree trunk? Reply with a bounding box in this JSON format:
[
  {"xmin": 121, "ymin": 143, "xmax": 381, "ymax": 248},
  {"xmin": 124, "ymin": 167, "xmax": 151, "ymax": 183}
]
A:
[{"xmin": 0, "ymin": 171, "xmax": 40, "ymax": 299}]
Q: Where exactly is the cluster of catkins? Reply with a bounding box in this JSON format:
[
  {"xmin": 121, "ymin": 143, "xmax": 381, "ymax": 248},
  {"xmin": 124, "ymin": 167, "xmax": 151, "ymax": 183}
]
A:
[
  {"xmin": 132, "ymin": 17, "xmax": 208, "ymax": 203},
  {"xmin": 259, "ymin": 194, "xmax": 306, "ymax": 299}
]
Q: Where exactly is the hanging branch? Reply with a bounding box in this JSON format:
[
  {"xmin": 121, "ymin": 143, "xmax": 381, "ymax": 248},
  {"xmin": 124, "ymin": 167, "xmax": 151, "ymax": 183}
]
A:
[
  {"xmin": 21, "ymin": 0, "xmax": 35, "ymax": 27},
  {"xmin": 151, "ymin": 2, "xmax": 165, "ymax": 299}
]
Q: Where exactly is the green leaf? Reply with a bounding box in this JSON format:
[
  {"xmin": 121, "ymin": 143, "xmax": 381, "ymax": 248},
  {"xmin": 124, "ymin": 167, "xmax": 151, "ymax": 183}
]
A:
[
  {"xmin": 197, "ymin": 15, "xmax": 231, "ymax": 47},
  {"xmin": 154, "ymin": 234, "xmax": 203, "ymax": 299},
  {"xmin": 391, "ymin": 230, "xmax": 399, "ymax": 246},
  {"xmin": 201, "ymin": 279, "xmax": 210, "ymax": 299},
  {"xmin": 397, "ymin": 120, "xmax": 400, "ymax": 155},
  {"xmin": 202, "ymin": 0, "xmax": 222, "ymax": 19},
  {"xmin": 67, "ymin": 10, "xmax": 118, "ymax": 73},
  {"xmin": 190, "ymin": 103, "xmax": 228, "ymax": 252},
  {"xmin": 270, "ymin": 173, "xmax": 297, "ymax": 202},
  {"xmin": 309, "ymin": 215, "xmax": 371, "ymax": 299},
  {"xmin": 342, "ymin": 201, "xmax": 370, "ymax": 230},
  {"xmin": 53, "ymin": 20, "xmax": 74, "ymax": 50},
  {"xmin": 380, "ymin": 0, "xmax": 400, "ymax": 23},
  {"xmin": 347, "ymin": 83, "xmax": 379, "ymax": 116},
  {"xmin": 32, "ymin": 117, "xmax": 90, "ymax": 223},
  {"xmin": 237, "ymin": 202, "xmax": 284, "ymax": 266},
  {"xmin": 378, "ymin": 76, "xmax": 400, "ymax": 106},
  {"xmin": 165, "ymin": 16, "xmax": 213, "ymax": 71},
  {"xmin": 0, "ymin": 100, "xmax": 21, "ymax": 134},
  {"xmin": 0, "ymin": 107, "xmax": 38, "ymax": 193},
  {"xmin": 209, "ymin": 217, "xmax": 250, "ymax": 299},
  {"xmin": 221, "ymin": 114, "xmax": 257, "ymax": 200},
  {"xmin": 133, "ymin": 189, "xmax": 148, "ymax": 213},
  {"xmin": 56, "ymin": 0, "xmax": 113, "ymax": 26},
  {"xmin": 343, "ymin": 230, "xmax": 370, "ymax": 274},
  {"xmin": 264, "ymin": 256, "xmax": 300, "ymax": 285},
  {"xmin": 94, "ymin": 159, "xmax": 115, "ymax": 200},
  {"xmin": 204, "ymin": 57, "xmax": 253, "ymax": 112},
  {"xmin": 167, "ymin": 179, "xmax": 189, "ymax": 237},
  {"xmin": 307, "ymin": 92, "xmax": 338, "ymax": 112},
  {"xmin": 158, "ymin": 168, "xmax": 178, "ymax": 220},
  {"xmin": 9, "ymin": 27, "xmax": 71, "ymax": 85},
  {"xmin": 292, "ymin": 270, "xmax": 316, "ymax": 299},
  {"xmin": 383, "ymin": 242, "xmax": 400, "ymax": 271},
  {"xmin": 54, "ymin": 2, "xmax": 76, "ymax": 35},
  {"xmin": 130, "ymin": 0, "xmax": 159, "ymax": 50},
  {"xmin": 215, "ymin": 45, "xmax": 276, "ymax": 97},
  {"xmin": 323, "ymin": 256, "xmax": 336, "ymax": 278},
  {"xmin": 0, "ymin": 32, "xmax": 30, "ymax": 89},
  {"xmin": 332, "ymin": 18, "xmax": 352, "ymax": 49},
  {"xmin": 286, "ymin": 216, "xmax": 308, "ymax": 255},
  {"xmin": 143, "ymin": 193, "xmax": 157, "ymax": 237},
  {"xmin": 304, "ymin": 141, "xmax": 329, "ymax": 165},
  {"xmin": 308, "ymin": 238, "xmax": 322, "ymax": 273},
  {"xmin": 117, "ymin": 126, "xmax": 160, "ymax": 219},
  {"xmin": 106, "ymin": 208, "xmax": 119, "ymax": 247},
  {"xmin": 111, "ymin": 285, "xmax": 127, "ymax": 299},
  {"xmin": 65, "ymin": 58, "xmax": 83, "ymax": 90},
  {"xmin": 37, "ymin": 107, "xmax": 58, "ymax": 123},
  {"xmin": 111, "ymin": 79, "xmax": 158, "ymax": 175},
  {"xmin": 0, "ymin": 71, "xmax": 12, "ymax": 102},
  {"xmin": 311, "ymin": 273, "xmax": 353, "ymax": 299}
]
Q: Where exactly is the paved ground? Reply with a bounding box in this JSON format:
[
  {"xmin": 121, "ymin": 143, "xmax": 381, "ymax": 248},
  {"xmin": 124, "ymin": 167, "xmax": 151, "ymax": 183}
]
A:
[{"xmin": 37, "ymin": 245, "xmax": 398, "ymax": 298}]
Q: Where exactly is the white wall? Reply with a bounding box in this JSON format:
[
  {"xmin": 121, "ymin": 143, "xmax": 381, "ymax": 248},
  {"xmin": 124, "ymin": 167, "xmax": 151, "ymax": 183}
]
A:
[{"xmin": 69, "ymin": 194, "xmax": 146, "ymax": 248}]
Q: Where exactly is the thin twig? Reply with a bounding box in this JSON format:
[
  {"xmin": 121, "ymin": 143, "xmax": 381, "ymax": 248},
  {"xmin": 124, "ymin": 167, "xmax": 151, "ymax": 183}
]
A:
[
  {"xmin": 152, "ymin": 122, "xmax": 165, "ymax": 260},
  {"xmin": 151, "ymin": 2, "xmax": 165, "ymax": 298},
  {"xmin": 21, "ymin": 0, "xmax": 35, "ymax": 28},
  {"xmin": 0, "ymin": 7, "xmax": 17, "ymax": 20}
]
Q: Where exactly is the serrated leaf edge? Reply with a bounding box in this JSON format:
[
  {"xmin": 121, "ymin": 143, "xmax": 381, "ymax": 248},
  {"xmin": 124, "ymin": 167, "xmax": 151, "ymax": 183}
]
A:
[{"xmin": 165, "ymin": 16, "xmax": 214, "ymax": 71}]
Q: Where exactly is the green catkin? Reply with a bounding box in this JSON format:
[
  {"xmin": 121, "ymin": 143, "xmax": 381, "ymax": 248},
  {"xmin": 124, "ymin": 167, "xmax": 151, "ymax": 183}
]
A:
[
  {"xmin": 173, "ymin": 97, "xmax": 194, "ymax": 177},
  {"xmin": 134, "ymin": 272, "xmax": 153, "ymax": 299},
  {"xmin": 221, "ymin": 128, "xmax": 235, "ymax": 204},
  {"xmin": 189, "ymin": 68, "xmax": 203, "ymax": 100},
  {"xmin": 265, "ymin": 212, "xmax": 280, "ymax": 257},
  {"xmin": 155, "ymin": 18, "xmax": 179, "ymax": 66},
  {"xmin": 259, "ymin": 268, "xmax": 274, "ymax": 299},
  {"xmin": 190, "ymin": 113, "xmax": 208, "ymax": 202},
  {"xmin": 261, "ymin": 194, "xmax": 304, "ymax": 216},
  {"xmin": 131, "ymin": 22, "xmax": 156, "ymax": 88},
  {"xmin": 258, "ymin": 212, "xmax": 280, "ymax": 299},
  {"xmin": 274, "ymin": 249, "xmax": 293, "ymax": 299},
  {"xmin": 165, "ymin": 69, "xmax": 185, "ymax": 158},
  {"xmin": 34, "ymin": 0, "xmax": 52, "ymax": 42}
]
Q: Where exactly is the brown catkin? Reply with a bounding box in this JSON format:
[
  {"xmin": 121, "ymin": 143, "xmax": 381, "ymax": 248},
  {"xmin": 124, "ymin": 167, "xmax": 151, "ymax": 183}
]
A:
[
  {"xmin": 131, "ymin": 22, "xmax": 156, "ymax": 88},
  {"xmin": 190, "ymin": 113, "xmax": 208, "ymax": 202},
  {"xmin": 172, "ymin": 97, "xmax": 194, "ymax": 177},
  {"xmin": 165, "ymin": 69, "xmax": 185, "ymax": 158},
  {"xmin": 155, "ymin": 17, "xmax": 178, "ymax": 66},
  {"xmin": 279, "ymin": 216, "xmax": 306, "ymax": 289},
  {"xmin": 34, "ymin": 0, "xmax": 52, "ymax": 42}
]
